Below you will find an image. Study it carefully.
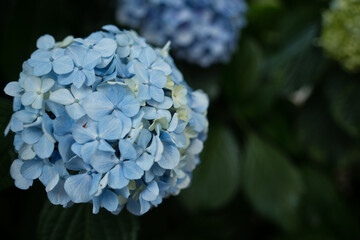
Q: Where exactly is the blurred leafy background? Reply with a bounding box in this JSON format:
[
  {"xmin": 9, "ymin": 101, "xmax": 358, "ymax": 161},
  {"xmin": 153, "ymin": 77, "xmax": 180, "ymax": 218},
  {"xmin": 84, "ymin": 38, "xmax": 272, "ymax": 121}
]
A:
[{"xmin": 1, "ymin": 0, "xmax": 360, "ymax": 239}]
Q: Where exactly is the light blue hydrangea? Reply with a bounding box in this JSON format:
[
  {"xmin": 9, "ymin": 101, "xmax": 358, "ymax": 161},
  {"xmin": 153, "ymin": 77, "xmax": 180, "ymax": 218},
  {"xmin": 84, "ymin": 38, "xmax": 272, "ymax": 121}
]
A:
[
  {"xmin": 116, "ymin": 0, "xmax": 247, "ymax": 67},
  {"xmin": 4, "ymin": 25, "xmax": 209, "ymax": 215}
]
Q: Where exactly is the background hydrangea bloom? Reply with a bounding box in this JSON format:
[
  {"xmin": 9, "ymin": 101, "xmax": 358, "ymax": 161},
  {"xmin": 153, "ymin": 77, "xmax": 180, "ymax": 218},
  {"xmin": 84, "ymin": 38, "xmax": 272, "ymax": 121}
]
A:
[
  {"xmin": 4, "ymin": 25, "xmax": 209, "ymax": 215},
  {"xmin": 320, "ymin": 0, "xmax": 360, "ymax": 72},
  {"xmin": 116, "ymin": 0, "xmax": 248, "ymax": 67}
]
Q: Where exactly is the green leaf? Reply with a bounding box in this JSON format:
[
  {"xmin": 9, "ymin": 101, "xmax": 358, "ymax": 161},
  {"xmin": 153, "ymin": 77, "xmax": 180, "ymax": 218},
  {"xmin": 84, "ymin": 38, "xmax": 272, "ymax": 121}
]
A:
[
  {"xmin": 243, "ymin": 134, "xmax": 303, "ymax": 232},
  {"xmin": 180, "ymin": 124, "xmax": 241, "ymax": 212},
  {"xmin": 0, "ymin": 98, "xmax": 16, "ymax": 191},
  {"xmin": 255, "ymin": 107, "xmax": 300, "ymax": 155},
  {"xmin": 223, "ymin": 37, "xmax": 277, "ymax": 119},
  {"xmin": 296, "ymin": 95, "xmax": 351, "ymax": 164},
  {"xmin": 38, "ymin": 202, "xmax": 139, "ymax": 240},
  {"xmin": 223, "ymin": 37, "xmax": 264, "ymax": 101},
  {"xmin": 298, "ymin": 167, "xmax": 359, "ymax": 239},
  {"xmin": 267, "ymin": 22, "xmax": 327, "ymax": 95},
  {"xmin": 325, "ymin": 75, "xmax": 360, "ymax": 137}
]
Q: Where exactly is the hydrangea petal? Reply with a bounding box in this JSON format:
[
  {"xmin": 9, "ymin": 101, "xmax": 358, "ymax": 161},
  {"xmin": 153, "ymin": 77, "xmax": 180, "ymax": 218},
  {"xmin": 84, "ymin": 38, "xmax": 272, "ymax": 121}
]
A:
[
  {"xmin": 31, "ymin": 95, "xmax": 44, "ymax": 109},
  {"xmin": 157, "ymin": 143, "xmax": 180, "ymax": 169},
  {"xmin": 141, "ymin": 181, "xmax": 159, "ymax": 201},
  {"xmin": 10, "ymin": 160, "xmax": 33, "ymax": 190},
  {"xmin": 19, "ymin": 143, "xmax": 36, "ymax": 160},
  {"xmin": 151, "ymin": 58, "xmax": 172, "ymax": 75},
  {"xmin": 41, "ymin": 78, "xmax": 55, "ymax": 93},
  {"xmin": 53, "ymin": 55, "xmax": 74, "ymax": 74},
  {"xmin": 136, "ymin": 152, "xmax": 153, "ymax": 171},
  {"xmin": 64, "ymin": 173, "xmax": 93, "ymax": 203},
  {"xmin": 150, "ymin": 86, "xmax": 164, "ymax": 102},
  {"xmin": 47, "ymin": 178, "xmax": 71, "ymax": 206},
  {"xmin": 139, "ymin": 47, "xmax": 157, "ymax": 67},
  {"xmin": 21, "ymin": 92, "xmax": 37, "ymax": 106},
  {"xmin": 58, "ymin": 134, "xmax": 75, "ymax": 161},
  {"xmin": 33, "ymin": 135, "xmax": 54, "ymax": 159},
  {"xmin": 72, "ymin": 117, "xmax": 98, "ymax": 144},
  {"xmin": 4, "ymin": 82, "xmax": 22, "ymax": 97},
  {"xmin": 119, "ymin": 139, "xmax": 137, "ymax": 160},
  {"xmin": 100, "ymin": 189, "xmax": 119, "ymax": 212},
  {"xmin": 122, "ymin": 161, "xmax": 143, "ymax": 179},
  {"xmin": 83, "ymin": 92, "xmax": 113, "ymax": 120},
  {"xmin": 80, "ymin": 141, "xmax": 98, "ymax": 163},
  {"xmin": 94, "ymin": 38, "xmax": 117, "ymax": 57},
  {"xmin": 20, "ymin": 159, "xmax": 43, "ymax": 180},
  {"xmin": 108, "ymin": 164, "xmax": 129, "ymax": 189},
  {"xmin": 65, "ymin": 103, "xmax": 86, "ymax": 120},
  {"xmin": 37, "ymin": 35, "xmax": 55, "ymax": 50},
  {"xmin": 98, "ymin": 115, "xmax": 123, "ymax": 140},
  {"xmin": 126, "ymin": 197, "xmax": 151, "ymax": 216},
  {"xmin": 137, "ymin": 84, "xmax": 151, "ymax": 100},
  {"xmin": 90, "ymin": 150, "xmax": 117, "ymax": 173},
  {"xmin": 50, "ymin": 89, "xmax": 75, "ymax": 105},
  {"xmin": 21, "ymin": 127, "xmax": 43, "ymax": 144},
  {"xmin": 118, "ymin": 95, "xmax": 140, "ymax": 117}
]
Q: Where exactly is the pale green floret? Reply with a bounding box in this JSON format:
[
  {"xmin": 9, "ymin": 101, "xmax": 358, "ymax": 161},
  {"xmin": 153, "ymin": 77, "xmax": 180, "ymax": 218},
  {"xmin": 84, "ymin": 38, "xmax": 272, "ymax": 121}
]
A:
[
  {"xmin": 54, "ymin": 35, "xmax": 74, "ymax": 48},
  {"xmin": 172, "ymin": 85, "xmax": 188, "ymax": 108},
  {"xmin": 320, "ymin": 0, "xmax": 360, "ymax": 72}
]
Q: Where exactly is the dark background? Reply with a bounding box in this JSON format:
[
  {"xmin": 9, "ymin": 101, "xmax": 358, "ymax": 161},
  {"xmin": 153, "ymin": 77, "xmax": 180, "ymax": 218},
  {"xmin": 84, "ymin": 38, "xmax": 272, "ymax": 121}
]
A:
[{"xmin": 1, "ymin": 0, "xmax": 360, "ymax": 239}]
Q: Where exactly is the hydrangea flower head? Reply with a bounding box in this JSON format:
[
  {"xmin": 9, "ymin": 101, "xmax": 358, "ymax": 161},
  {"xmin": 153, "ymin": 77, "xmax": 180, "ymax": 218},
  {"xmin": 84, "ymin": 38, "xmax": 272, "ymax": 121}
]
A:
[
  {"xmin": 320, "ymin": 0, "xmax": 360, "ymax": 72},
  {"xmin": 4, "ymin": 25, "xmax": 209, "ymax": 215},
  {"xmin": 116, "ymin": 0, "xmax": 248, "ymax": 67}
]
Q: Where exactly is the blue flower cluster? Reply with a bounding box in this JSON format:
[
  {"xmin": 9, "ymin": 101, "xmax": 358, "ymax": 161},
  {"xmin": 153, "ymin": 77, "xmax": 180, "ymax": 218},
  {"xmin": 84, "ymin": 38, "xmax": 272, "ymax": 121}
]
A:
[
  {"xmin": 116, "ymin": 0, "xmax": 247, "ymax": 67},
  {"xmin": 4, "ymin": 25, "xmax": 209, "ymax": 215}
]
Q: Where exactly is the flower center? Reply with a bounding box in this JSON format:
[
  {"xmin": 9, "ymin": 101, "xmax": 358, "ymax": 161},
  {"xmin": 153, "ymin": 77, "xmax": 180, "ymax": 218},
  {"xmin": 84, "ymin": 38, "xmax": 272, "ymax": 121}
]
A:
[
  {"xmin": 74, "ymin": 99, "xmax": 79, "ymax": 103},
  {"xmin": 96, "ymin": 136, "xmax": 101, "ymax": 141},
  {"xmin": 87, "ymin": 170, "xmax": 92, "ymax": 175},
  {"xmin": 78, "ymin": 66, "xmax": 83, "ymax": 70},
  {"xmin": 36, "ymin": 90, "xmax": 42, "ymax": 95},
  {"xmin": 49, "ymin": 57, "xmax": 54, "ymax": 62}
]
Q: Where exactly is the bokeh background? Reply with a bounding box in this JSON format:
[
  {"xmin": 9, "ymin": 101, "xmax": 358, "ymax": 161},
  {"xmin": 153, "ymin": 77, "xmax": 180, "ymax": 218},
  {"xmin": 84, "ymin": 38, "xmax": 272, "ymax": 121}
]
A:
[{"xmin": 1, "ymin": 0, "xmax": 360, "ymax": 239}]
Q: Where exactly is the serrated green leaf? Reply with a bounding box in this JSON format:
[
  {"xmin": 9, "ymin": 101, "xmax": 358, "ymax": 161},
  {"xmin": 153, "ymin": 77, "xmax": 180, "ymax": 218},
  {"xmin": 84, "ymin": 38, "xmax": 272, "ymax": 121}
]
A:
[
  {"xmin": 243, "ymin": 134, "xmax": 303, "ymax": 232},
  {"xmin": 38, "ymin": 202, "xmax": 139, "ymax": 240},
  {"xmin": 180, "ymin": 124, "xmax": 241, "ymax": 212},
  {"xmin": 0, "ymin": 98, "xmax": 16, "ymax": 191}
]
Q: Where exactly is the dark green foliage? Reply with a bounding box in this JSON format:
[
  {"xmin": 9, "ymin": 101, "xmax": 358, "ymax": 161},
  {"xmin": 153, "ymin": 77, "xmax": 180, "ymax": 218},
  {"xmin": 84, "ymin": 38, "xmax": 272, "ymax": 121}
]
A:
[
  {"xmin": 0, "ymin": 99, "xmax": 16, "ymax": 191},
  {"xmin": 1, "ymin": 0, "xmax": 360, "ymax": 239},
  {"xmin": 243, "ymin": 134, "xmax": 303, "ymax": 232},
  {"xmin": 38, "ymin": 202, "xmax": 139, "ymax": 240},
  {"xmin": 181, "ymin": 124, "xmax": 241, "ymax": 211}
]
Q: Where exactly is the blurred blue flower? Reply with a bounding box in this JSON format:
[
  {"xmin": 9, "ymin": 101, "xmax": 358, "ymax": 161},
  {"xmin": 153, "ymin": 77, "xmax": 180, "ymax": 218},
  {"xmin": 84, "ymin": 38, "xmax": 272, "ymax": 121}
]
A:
[
  {"xmin": 117, "ymin": 0, "xmax": 248, "ymax": 67},
  {"xmin": 4, "ymin": 25, "xmax": 209, "ymax": 215}
]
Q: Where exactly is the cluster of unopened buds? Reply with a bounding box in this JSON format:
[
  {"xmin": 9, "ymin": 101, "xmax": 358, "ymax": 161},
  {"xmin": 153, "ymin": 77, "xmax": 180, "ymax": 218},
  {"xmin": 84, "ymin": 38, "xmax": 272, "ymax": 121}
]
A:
[{"xmin": 4, "ymin": 25, "xmax": 208, "ymax": 215}]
